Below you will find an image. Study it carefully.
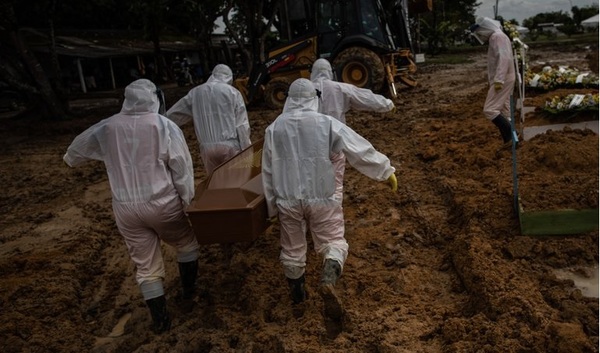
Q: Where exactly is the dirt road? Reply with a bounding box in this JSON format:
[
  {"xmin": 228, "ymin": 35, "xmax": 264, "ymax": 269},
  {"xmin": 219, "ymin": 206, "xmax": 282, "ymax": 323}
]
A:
[{"xmin": 0, "ymin": 44, "xmax": 597, "ymax": 353}]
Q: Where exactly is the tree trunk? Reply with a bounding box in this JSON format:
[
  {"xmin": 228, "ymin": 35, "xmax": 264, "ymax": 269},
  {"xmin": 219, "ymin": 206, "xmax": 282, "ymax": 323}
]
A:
[
  {"xmin": 151, "ymin": 34, "xmax": 167, "ymax": 84},
  {"xmin": 147, "ymin": 2, "xmax": 166, "ymax": 84},
  {"xmin": 48, "ymin": 0, "xmax": 67, "ymax": 99},
  {"xmin": 10, "ymin": 30, "xmax": 66, "ymax": 119},
  {"xmin": 1, "ymin": 0, "xmax": 65, "ymax": 119},
  {"xmin": 222, "ymin": 4, "xmax": 254, "ymax": 75}
]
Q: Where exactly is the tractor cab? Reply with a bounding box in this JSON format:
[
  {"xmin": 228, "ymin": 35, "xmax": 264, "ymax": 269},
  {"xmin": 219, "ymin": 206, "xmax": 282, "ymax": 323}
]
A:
[
  {"xmin": 238, "ymin": 0, "xmax": 423, "ymax": 109},
  {"xmin": 282, "ymin": 0, "xmax": 412, "ymax": 57}
]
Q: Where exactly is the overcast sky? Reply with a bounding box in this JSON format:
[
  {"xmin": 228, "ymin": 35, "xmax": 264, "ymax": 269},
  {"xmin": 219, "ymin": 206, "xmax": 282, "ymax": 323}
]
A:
[{"xmin": 475, "ymin": 0, "xmax": 599, "ymax": 25}]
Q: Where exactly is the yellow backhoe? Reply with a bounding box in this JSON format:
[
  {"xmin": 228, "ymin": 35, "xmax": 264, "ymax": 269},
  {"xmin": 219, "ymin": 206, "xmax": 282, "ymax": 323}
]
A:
[{"xmin": 234, "ymin": 0, "xmax": 432, "ymax": 109}]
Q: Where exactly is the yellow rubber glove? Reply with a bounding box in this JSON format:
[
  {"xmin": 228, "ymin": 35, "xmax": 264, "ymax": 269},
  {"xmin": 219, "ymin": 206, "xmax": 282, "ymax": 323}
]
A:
[
  {"xmin": 385, "ymin": 105, "xmax": 396, "ymax": 118},
  {"xmin": 493, "ymin": 81, "xmax": 503, "ymax": 91},
  {"xmin": 388, "ymin": 174, "xmax": 398, "ymax": 192}
]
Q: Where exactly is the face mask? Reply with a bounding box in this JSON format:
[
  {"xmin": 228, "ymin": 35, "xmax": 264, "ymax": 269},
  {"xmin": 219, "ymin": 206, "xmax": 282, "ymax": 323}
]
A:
[{"xmin": 471, "ymin": 32, "xmax": 485, "ymax": 45}]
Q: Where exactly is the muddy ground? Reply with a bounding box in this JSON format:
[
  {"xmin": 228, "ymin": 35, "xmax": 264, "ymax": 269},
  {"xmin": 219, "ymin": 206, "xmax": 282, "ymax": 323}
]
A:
[{"xmin": 0, "ymin": 44, "xmax": 598, "ymax": 353}]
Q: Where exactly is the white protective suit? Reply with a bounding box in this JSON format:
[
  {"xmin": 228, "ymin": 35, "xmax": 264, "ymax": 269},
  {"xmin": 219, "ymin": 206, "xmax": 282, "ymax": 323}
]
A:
[
  {"xmin": 309, "ymin": 58, "xmax": 394, "ymax": 124},
  {"xmin": 310, "ymin": 58, "xmax": 394, "ymax": 202},
  {"xmin": 472, "ymin": 17, "xmax": 515, "ymax": 120},
  {"xmin": 262, "ymin": 78, "xmax": 395, "ymax": 280},
  {"xmin": 64, "ymin": 79, "xmax": 199, "ymax": 300},
  {"xmin": 167, "ymin": 64, "xmax": 251, "ymax": 175}
]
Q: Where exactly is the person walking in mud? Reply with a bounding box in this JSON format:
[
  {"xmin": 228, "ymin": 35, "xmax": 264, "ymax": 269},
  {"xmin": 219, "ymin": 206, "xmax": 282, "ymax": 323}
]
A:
[
  {"xmin": 310, "ymin": 58, "xmax": 395, "ymax": 203},
  {"xmin": 166, "ymin": 63, "xmax": 251, "ymax": 176},
  {"xmin": 261, "ymin": 78, "xmax": 398, "ymax": 320},
  {"xmin": 63, "ymin": 79, "xmax": 199, "ymax": 334},
  {"xmin": 469, "ymin": 16, "xmax": 517, "ymax": 146}
]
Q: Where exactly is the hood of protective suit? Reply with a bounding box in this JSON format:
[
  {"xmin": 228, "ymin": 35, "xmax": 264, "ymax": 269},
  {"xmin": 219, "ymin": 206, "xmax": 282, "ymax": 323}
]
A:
[
  {"xmin": 470, "ymin": 16, "xmax": 502, "ymax": 45},
  {"xmin": 310, "ymin": 58, "xmax": 334, "ymax": 81},
  {"xmin": 121, "ymin": 79, "xmax": 161, "ymax": 115},
  {"xmin": 282, "ymin": 78, "xmax": 319, "ymax": 114},
  {"xmin": 207, "ymin": 64, "xmax": 234, "ymax": 85}
]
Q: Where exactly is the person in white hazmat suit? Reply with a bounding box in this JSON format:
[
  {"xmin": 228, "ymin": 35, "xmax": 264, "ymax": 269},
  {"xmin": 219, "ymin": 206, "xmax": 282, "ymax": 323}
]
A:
[
  {"xmin": 262, "ymin": 78, "xmax": 398, "ymax": 319},
  {"xmin": 469, "ymin": 16, "xmax": 516, "ymax": 145},
  {"xmin": 310, "ymin": 58, "xmax": 395, "ymax": 125},
  {"xmin": 166, "ymin": 64, "xmax": 251, "ymax": 175},
  {"xmin": 310, "ymin": 58, "xmax": 395, "ymax": 202},
  {"xmin": 63, "ymin": 79, "xmax": 199, "ymax": 334}
]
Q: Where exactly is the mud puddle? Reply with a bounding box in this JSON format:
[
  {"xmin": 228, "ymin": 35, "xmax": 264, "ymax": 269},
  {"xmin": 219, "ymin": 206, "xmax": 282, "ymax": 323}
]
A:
[{"xmin": 554, "ymin": 265, "xmax": 599, "ymax": 298}]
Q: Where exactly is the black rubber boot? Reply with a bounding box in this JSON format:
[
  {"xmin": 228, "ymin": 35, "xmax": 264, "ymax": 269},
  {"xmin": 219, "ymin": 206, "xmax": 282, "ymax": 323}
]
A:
[
  {"xmin": 319, "ymin": 259, "xmax": 344, "ymax": 320},
  {"xmin": 178, "ymin": 260, "xmax": 198, "ymax": 300},
  {"xmin": 145, "ymin": 295, "xmax": 171, "ymax": 334},
  {"xmin": 492, "ymin": 115, "xmax": 513, "ymax": 143},
  {"xmin": 287, "ymin": 275, "xmax": 307, "ymax": 304}
]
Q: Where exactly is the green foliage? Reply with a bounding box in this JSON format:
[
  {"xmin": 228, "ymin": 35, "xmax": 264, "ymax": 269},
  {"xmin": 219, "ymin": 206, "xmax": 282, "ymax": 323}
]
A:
[
  {"xmin": 559, "ymin": 21, "xmax": 579, "ymax": 37},
  {"xmin": 418, "ymin": 0, "xmax": 479, "ymax": 54},
  {"xmin": 223, "ymin": 0, "xmax": 280, "ymax": 68},
  {"xmin": 571, "ymin": 4, "xmax": 599, "ymax": 25},
  {"xmin": 521, "ymin": 5, "xmax": 598, "ymax": 36},
  {"xmin": 522, "ymin": 10, "xmax": 573, "ymax": 31},
  {"xmin": 13, "ymin": 0, "xmax": 135, "ymax": 30},
  {"xmin": 422, "ymin": 53, "xmax": 474, "ymax": 65}
]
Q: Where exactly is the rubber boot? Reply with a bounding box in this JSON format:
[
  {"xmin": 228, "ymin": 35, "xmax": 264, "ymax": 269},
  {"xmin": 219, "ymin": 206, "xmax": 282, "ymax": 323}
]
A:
[
  {"xmin": 319, "ymin": 259, "xmax": 344, "ymax": 320},
  {"xmin": 178, "ymin": 260, "xmax": 198, "ymax": 300},
  {"xmin": 321, "ymin": 259, "xmax": 341, "ymax": 286},
  {"xmin": 491, "ymin": 115, "xmax": 513, "ymax": 143},
  {"xmin": 287, "ymin": 275, "xmax": 307, "ymax": 304},
  {"xmin": 177, "ymin": 260, "xmax": 198, "ymax": 313},
  {"xmin": 145, "ymin": 295, "xmax": 171, "ymax": 334}
]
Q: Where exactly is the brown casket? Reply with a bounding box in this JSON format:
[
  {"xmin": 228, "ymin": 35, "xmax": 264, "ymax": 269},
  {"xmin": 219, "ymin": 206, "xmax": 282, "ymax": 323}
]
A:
[{"xmin": 186, "ymin": 139, "xmax": 269, "ymax": 244}]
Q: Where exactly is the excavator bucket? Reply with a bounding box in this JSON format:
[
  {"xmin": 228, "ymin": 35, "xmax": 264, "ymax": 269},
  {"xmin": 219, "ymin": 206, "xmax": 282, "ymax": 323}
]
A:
[{"xmin": 398, "ymin": 75, "xmax": 418, "ymax": 87}]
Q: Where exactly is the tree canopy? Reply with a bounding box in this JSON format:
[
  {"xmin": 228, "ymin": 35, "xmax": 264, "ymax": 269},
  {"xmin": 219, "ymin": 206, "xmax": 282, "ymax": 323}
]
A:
[
  {"xmin": 417, "ymin": 0, "xmax": 479, "ymax": 54},
  {"xmin": 522, "ymin": 4, "xmax": 599, "ymax": 33}
]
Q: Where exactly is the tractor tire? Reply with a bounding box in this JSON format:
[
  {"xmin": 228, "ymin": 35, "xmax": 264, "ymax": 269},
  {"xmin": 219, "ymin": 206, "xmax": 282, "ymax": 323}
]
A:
[
  {"xmin": 264, "ymin": 77, "xmax": 292, "ymax": 110},
  {"xmin": 333, "ymin": 47, "xmax": 385, "ymax": 92}
]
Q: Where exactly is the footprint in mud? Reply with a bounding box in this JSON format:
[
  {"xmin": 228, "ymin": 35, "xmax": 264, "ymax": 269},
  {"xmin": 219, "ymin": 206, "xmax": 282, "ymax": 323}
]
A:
[
  {"xmin": 319, "ymin": 284, "xmax": 345, "ymax": 338},
  {"xmin": 320, "ymin": 284, "xmax": 344, "ymax": 319},
  {"xmin": 324, "ymin": 317, "xmax": 344, "ymax": 338},
  {"xmin": 93, "ymin": 312, "xmax": 132, "ymax": 347},
  {"xmin": 291, "ymin": 303, "xmax": 306, "ymax": 319}
]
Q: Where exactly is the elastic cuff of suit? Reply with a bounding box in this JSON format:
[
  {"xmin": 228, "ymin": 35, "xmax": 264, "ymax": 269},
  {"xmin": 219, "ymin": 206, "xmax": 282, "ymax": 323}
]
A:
[
  {"xmin": 283, "ymin": 265, "xmax": 305, "ymax": 280},
  {"xmin": 177, "ymin": 250, "xmax": 198, "ymax": 263},
  {"xmin": 140, "ymin": 280, "xmax": 164, "ymax": 300}
]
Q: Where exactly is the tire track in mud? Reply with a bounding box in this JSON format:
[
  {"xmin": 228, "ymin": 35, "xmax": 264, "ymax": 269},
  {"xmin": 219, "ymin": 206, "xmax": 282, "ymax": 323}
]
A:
[
  {"xmin": 388, "ymin": 57, "xmax": 598, "ymax": 352},
  {"xmin": 401, "ymin": 74, "xmax": 536, "ymax": 351},
  {"xmin": 339, "ymin": 104, "xmax": 473, "ymax": 350}
]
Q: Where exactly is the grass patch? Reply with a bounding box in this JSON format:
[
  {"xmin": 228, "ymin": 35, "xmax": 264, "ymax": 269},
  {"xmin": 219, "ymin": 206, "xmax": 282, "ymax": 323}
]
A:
[
  {"xmin": 524, "ymin": 32, "xmax": 598, "ymax": 47},
  {"xmin": 420, "ymin": 52, "xmax": 476, "ymax": 65},
  {"xmin": 418, "ymin": 32, "xmax": 597, "ymax": 66}
]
